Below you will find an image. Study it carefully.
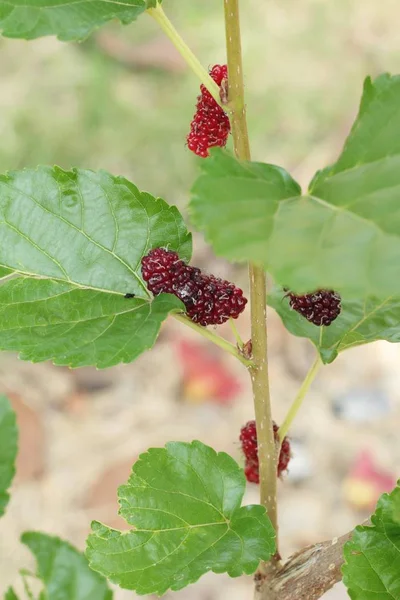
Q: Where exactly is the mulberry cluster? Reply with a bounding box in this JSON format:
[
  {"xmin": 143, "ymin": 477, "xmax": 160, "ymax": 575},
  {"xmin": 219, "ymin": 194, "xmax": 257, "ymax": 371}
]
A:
[
  {"xmin": 187, "ymin": 64, "xmax": 231, "ymax": 158},
  {"xmin": 288, "ymin": 290, "xmax": 341, "ymax": 326},
  {"xmin": 239, "ymin": 420, "xmax": 291, "ymax": 483},
  {"xmin": 141, "ymin": 248, "xmax": 247, "ymax": 327}
]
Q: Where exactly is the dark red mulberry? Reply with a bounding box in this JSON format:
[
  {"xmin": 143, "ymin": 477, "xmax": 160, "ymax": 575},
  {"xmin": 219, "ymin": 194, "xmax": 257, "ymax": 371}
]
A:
[
  {"xmin": 277, "ymin": 424, "xmax": 291, "ymax": 476},
  {"xmin": 244, "ymin": 460, "xmax": 260, "ymax": 484},
  {"xmin": 240, "ymin": 420, "xmax": 291, "ymax": 482},
  {"xmin": 187, "ymin": 64, "xmax": 231, "ymax": 158},
  {"xmin": 239, "ymin": 419, "xmax": 258, "ymax": 462},
  {"xmin": 141, "ymin": 248, "xmax": 247, "ymax": 327},
  {"xmin": 141, "ymin": 248, "xmax": 183, "ymax": 295},
  {"xmin": 288, "ymin": 290, "xmax": 341, "ymax": 326}
]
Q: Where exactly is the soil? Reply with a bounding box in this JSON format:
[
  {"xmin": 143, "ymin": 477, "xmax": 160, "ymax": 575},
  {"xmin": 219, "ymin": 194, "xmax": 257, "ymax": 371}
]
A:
[{"xmin": 1, "ymin": 282, "xmax": 399, "ymax": 599}]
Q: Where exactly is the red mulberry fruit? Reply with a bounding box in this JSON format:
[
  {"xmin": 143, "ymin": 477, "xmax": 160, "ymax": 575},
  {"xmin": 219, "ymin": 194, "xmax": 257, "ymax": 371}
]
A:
[
  {"xmin": 141, "ymin": 248, "xmax": 247, "ymax": 326},
  {"xmin": 288, "ymin": 290, "xmax": 341, "ymax": 326},
  {"xmin": 141, "ymin": 247, "xmax": 183, "ymax": 295},
  {"xmin": 187, "ymin": 64, "xmax": 231, "ymax": 158},
  {"xmin": 244, "ymin": 460, "xmax": 260, "ymax": 484},
  {"xmin": 239, "ymin": 419, "xmax": 258, "ymax": 462},
  {"xmin": 240, "ymin": 420, "xmax": 291, "ymax": 482}
]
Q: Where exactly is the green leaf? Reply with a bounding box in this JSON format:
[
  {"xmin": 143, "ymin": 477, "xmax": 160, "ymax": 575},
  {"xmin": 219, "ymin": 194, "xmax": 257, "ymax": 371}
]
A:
[
  {"xmin": 0, "ymin": 277, "xmax": 183, "ymax": 368},
  {"xmin": 0, "ymin": 395, "xmax": 18, "ymax": 517},
  {"xmin": 0, "ymin": 267, "xmax": 12, "ymax": 279},
  {"xmin": 21, "ymin": 531, "xmax": 113, "ymax": 599},
  {"xmin": 0, "ymin": 167, "xmax": 190, "ymax": 368},
  {"xmin": 0, "ymin": 167, "xmax": 191, "ymax": 300},
  {"xmin": 268, "ymin": 287, "xmax": 400, "ymax": 364},
  {"xmin": 190, "ymin": 151, "xmax": 301, "ymax": 263},
  {"xmin": 21, "ymin": 577, "xmax": 35, "ymax": 600},
  {"xmin": 342, "ymin": 482, "xmax": 400, "ymax": 599},
  {"xmin": 86, "ymin": 440, "xmax": 275, "ymax": 595},
  {"xmin": 4, "ymin": 588, "xmax": 19, "ymax": 600},
  {"xmin": 311, "ymin": 74, "xmax": 400, "ymax": 185},
  {"xmin": 191, "ymin": 74, "xmax": 400, "ymax": 299},
  {"xmin": 0, "ymin": 0, "xmax": 157, "ymax": 42}
]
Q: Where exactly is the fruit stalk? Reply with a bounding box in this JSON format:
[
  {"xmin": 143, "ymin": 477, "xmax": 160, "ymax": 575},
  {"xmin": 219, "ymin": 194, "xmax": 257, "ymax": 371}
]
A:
[{"xmin": 223, "ymin": 0, "xmax": 279, "ymax": 552}]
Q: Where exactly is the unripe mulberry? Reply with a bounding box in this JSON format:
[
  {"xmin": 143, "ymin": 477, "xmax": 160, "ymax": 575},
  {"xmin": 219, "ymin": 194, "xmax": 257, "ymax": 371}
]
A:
[
  {"xmin": 187, "ymin": 64, "xmax": 231, "ymax": 158},
  {"xmin": 240, "ymin": 420, "xmax": 291, "ymax": 483},
  {"xmin": 141, "ymin": 248, "xmax": 247, "ymax": 326},
  {"xmin": 288, "ymin": 290, "xmax": 341, "ymax": 326}
]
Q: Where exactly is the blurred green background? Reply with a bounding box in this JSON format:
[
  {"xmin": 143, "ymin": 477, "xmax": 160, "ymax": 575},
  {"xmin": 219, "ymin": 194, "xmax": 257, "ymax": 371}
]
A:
[
  {"xmin": 1, "ymin": 0, "xmax": 399, "ymax": 205},
  {"xmin": 1, "ymin": 1, "xmax": 400, "ymax": 599}
]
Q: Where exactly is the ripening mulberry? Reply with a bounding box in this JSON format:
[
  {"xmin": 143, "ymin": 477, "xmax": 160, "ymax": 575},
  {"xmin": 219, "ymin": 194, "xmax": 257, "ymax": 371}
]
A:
[
  {"xmin": 244, "ymin": 460, "xmax": 260, "ymax": 484},
  {"xmin": 239, "ymin": 419, "xmax": 258, "ymax": 461},
  {"xmin": 141, "ymin": 248, "xmax": 247, "ymax": 326},
  {"xmin": 187, "ymin": 64, "xmax": 231, "ymax": 158},
  {"xmin": 288, "ymin": 290, "xmax": 341, "ymax": 326},
  {"xmin": 240, "ymin": 420, "xmax": 291, "ymax": 483}
]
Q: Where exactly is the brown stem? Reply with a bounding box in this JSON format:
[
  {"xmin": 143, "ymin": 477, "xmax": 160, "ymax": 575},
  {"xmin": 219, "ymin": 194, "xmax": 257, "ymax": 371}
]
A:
[
  {"xmin": 223, "ymin": 0, "xmax": 251, "ymax": 159},
  {"xmin": 254, "ymin": 528, "xmax": 356, "ymax": 600},
  {"xmin": 223, "ymin": 0, "xmax": 278, "ymax": 557},
  {"xmin": 248, "ymin": 267, "xmax": 278, "ymax": 544}
]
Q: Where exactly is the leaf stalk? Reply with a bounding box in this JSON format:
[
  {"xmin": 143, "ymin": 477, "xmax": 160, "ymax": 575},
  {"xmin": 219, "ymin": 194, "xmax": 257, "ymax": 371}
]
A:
[
  {"xmin": 278, "ymin": 356, "xmax": 322, "ymax": 442},
  {"xmin": 147, "ymin": 3, "xmax": 222, "ymax": 105}
]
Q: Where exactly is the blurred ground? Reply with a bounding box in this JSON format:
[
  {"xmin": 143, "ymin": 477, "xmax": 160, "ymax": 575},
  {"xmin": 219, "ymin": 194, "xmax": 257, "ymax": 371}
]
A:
[{"xmin": 1, "ymin": 0, "xmax": 400, "ymax": 598}]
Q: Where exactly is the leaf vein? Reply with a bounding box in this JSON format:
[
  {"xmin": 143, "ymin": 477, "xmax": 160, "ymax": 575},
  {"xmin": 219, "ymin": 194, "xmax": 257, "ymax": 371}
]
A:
[{"xmin": 1, "ymin": 220, "xmax": 70, "ymax": 280}]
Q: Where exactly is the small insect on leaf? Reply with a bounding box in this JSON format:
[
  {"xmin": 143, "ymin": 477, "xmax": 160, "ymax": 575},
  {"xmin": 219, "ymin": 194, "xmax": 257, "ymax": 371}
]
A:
[{"xmin": 124, "ymin": 293, "xmax": 136, "ymax": 299}]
